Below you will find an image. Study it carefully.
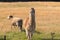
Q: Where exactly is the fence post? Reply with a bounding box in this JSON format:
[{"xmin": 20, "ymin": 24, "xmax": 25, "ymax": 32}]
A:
[
  {"xmin": 51, "ymin": 32, "xmax": 55, "ymax": 40},
  {"xmin": 4, "ymin": 35, "xmax": 6, "ymax": 40}
]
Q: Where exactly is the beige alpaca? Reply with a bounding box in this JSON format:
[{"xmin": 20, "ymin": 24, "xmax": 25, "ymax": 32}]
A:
[
  {"xmin": 24, "ymin": 8, "xmax": 36, "ymax": 40},
  {"xmin": 7, "ymin": 15, "xmax": 23, "ymax": 32}
]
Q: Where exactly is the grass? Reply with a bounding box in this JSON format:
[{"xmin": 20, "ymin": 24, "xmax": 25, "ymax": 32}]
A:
[
  {"xmin": 0, "ymin": 31, "xmax": 60, "ymax": 40},
  {"xmin": 0, "ymin": 31, "xmax": 41, "ymax": 40},
  {"xmin": 6, "ymin": 32, "xmax": 26, "ymax": 40}
]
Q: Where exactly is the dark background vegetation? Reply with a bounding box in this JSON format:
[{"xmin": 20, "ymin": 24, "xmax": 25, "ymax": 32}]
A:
[{"xmin": 0, "ymin": 0, "xmax": 60, "ymax": 2}]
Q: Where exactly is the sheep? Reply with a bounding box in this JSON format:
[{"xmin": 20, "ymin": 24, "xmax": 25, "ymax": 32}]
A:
[
  {"xmin": 7, "ymin": 15, "xmax": 23, "ymax": 32},
  {"xmin": 24, "ymin": 8, "xmax": 36, "ymax": 40}
]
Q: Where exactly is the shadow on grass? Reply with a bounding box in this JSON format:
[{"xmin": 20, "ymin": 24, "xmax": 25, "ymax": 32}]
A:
[{"xmin": 35, "ymin": 31, "xmax": 42, "ymax": 34}]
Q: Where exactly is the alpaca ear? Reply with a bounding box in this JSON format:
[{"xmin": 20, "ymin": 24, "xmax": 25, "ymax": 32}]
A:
[
  {"xmin": 7, "ymin": 15, "xmax": 13, "ymax": 20},
  {"xmin": 7, "ymin": 15, "xmax": 11, "ymax": 20},
  {"xmin": 7, "ymin": 15, "xmax": 9, "ymax": 19}
]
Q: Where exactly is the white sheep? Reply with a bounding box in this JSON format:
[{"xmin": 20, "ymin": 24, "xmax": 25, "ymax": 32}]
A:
[{"xmin": 7, "ymin": 15, "xmax": 23, "ymax": 32}]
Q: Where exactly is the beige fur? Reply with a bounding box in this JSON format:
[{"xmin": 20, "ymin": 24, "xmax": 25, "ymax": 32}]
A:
[{"xmin": 24, "ymin": 8, "xmax": 36, "ymax": 40}]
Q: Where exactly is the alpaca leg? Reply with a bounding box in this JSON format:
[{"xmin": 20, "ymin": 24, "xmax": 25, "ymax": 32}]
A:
[
  {"xmin": 18, "ymin": 20, "xmax": 23, "ymax": 32},
  {"xmin": 19, "ymin": 26, "xmax": 22, "ymax": 32},
  {"xmin": 26, "ymin": 30, "xmax": 29, "ymax": 40},
  {"xmin": 27, "ymin": 32, "xmax": 31, "ymax": 40},
  {"xmin": 26, "ymin": 30, "xmax": 32, "ymax": 40},
  {"xmin": 28, "ymin": 32, "xmax": 33, "ymax": 40},
  {"xmin": 17, "ymin": 26, "xmax": 22, "ymax": 32},
  {"xmin": 26, "ymin": 30, "xmax": 28, "ymax": 37}
]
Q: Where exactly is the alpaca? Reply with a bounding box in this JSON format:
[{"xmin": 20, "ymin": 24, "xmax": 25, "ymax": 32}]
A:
[
  {"xmin": 24, "ymin": 8, "xmax": 36, "ymax": 40},
  {"xmin": 7, "ymin": 15, "xmax": 23, "ymax": 32}
]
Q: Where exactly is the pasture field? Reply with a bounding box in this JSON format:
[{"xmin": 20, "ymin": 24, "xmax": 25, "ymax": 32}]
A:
[{"xmin": 0, "ymin": 2, "xmax": 60, "ymax": 40}]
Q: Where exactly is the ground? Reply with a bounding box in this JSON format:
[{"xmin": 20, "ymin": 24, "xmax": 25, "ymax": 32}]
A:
[{"xmin": 0, "ymin": 2, "xmax": 60, "ymax": 40}]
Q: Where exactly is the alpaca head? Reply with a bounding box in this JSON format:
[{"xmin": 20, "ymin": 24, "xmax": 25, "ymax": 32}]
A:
[{"xmin": 7, "ymin": 15, "xmax": 13, "ymax": 20}]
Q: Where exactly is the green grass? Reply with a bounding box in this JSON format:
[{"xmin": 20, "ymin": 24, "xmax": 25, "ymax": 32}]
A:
[
  {"xmin": 0, "ymin": 31, "xmax": 41, "ymax": 40},
  {"xmin": 0, "ymin": 31, "xmax": 60, "ymax": 40}
]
